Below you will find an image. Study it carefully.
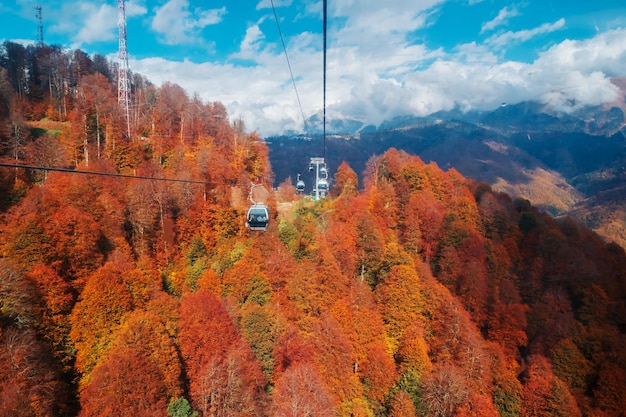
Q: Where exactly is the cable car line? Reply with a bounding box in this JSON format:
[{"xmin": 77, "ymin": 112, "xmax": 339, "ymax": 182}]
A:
[
  {"xmin": 292, "ymin": 2, "xmax": 330, "ymax": 200},
  {"xmin": 0, "ymin": 162, "xmax": 213, "ymax": 186},
  {"xmin": 2, "ymin": 161, "xmax": 274, "ymax": 231},
  {"xmin": 270, "ymin": 0, "xmax": 308, "ymax": 133},
  {"xmin": 323, "ymin": 0, "xmax": 327, "ymax": 161}
]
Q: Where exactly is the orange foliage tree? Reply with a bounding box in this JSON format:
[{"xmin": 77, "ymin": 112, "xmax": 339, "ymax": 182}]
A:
[
  {"xmin": 332, "ymin": 161, "xmax": 359, "ymax": 197},
  {"xmin": 78, "ymin": 347, "xmax": 169, "ymax": 417},
  {"xmin": 270, "ymin": 363, "xmax": 335, "ymax": 417},
  {"xmin": 105, "ymin": 309, "xmax": 183, "ymax": 398},
  {"xmin": 26, "ymin": 263, "xmax": 74, "ymax": 369},
  {"xmin": 521, "ymin": 355, "xmax": 582, "ymax": 417},
  {"xmin": 69, "ymin": 262, "xmax": 134, "ymax": 383},
  {"xmin": 0, "ymin": 326, "xmax": 69, "ymax": 417},
  {"xmin": 388, "ymin": 390, "xmax": 417, "ymax": 417},
  {"xmin": 308, "ymin": 314, "xmax": 362, "ymax": 409},
  {"xmin": 178, "ymin": 290, "xmax": 266, "ymax": 415},
  {"xmin": 374, "ymin": 265, "xmax": 424, "ymax": 353}
]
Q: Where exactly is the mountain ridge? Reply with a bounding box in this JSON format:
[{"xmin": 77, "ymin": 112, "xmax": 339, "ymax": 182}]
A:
[
  {"xmin": 299, "ymin": 77, "xmax": 626, "ymax": 137},
  {"xmin": 268, "ymin": 96, "xmax": 626, "ymax": 247}
]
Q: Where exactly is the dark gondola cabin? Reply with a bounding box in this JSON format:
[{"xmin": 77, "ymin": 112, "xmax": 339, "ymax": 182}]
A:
[{"xmin": 246, "ymin": 204, "xmax": 270, "ymax": 231}]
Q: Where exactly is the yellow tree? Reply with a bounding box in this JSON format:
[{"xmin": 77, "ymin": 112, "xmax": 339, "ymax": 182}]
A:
[
  {"xmin": 69, "ymin": 263, "xmax": 133, "ymax": 384},
  {"xmin": 374, "ymin": 265, "xmax": 424, "ymax": 353}
]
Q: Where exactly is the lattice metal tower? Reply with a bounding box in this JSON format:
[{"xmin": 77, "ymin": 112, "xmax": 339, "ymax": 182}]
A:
[
  {"xmin": 35, "ymin": 5, "xmax": 44, "ymax": 46},
  {"xmin": 117, "ymin": 0, "xmax": 131, "ymax": 138}
]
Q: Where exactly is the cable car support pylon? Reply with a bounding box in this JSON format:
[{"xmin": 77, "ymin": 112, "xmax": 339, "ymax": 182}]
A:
[{"xmin": 309, "ymin": 0, "xmax": 329, "ymax": 200}]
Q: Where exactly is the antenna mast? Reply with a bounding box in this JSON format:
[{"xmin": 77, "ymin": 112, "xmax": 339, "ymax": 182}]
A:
[
  {"xmin": 117, "ymin": 0, "xmax": 131, "ymax": 138},
  {"xmin": 35, "ymin": 5, "xmax": 44, "ymax": 46}
]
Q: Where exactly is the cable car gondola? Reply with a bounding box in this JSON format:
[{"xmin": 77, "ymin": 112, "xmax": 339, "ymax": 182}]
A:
[
  {"xmin": 246, "ymin": 182, "xmax": 270, "ymax": 231},
  {"xmin": 246, "ymin": 203, "xmax": 269, "ymax": 231},
  {"xmin": 296, "ymin": 174, "xmax": 305, "ymax": 193}
]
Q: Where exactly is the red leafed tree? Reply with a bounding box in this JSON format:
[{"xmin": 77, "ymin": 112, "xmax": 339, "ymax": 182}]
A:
[
  {"xmin": 455, "ymin": 391, "xmax": 501, "ymax": 417},
  {"xmin": 413, "ymin": 191, "xmax": 446, "ymax": 262},
  {"xmin": 178, "ymin": 290, "xmax": 239, "ymax": 381},
  {"xmin": 26, "ymin": 263, "xmax": 74, "ymax": 369},
  {"xmin": 526, "ymin": 289, "xmax": 576, "ymax": 354},
  {"xmin": 593, "ymin": 364, "xmax": 626, "ymax": 416},
  {"xmin": 485, "ymin": 278, "xmax": 528, "ymax": 358},
  {"xmin": 309, "ymin": 314, "xmax": 360, "ymax": 406},
  {"xmin": 366, "ymin": 181, "xmax": 399, "ymax": 231},
  {"xmin": 521, "ymin": 355, "xmax": 582, "ymax": 417},
  {"xmin": 78, "ymin": 73, "xmax": 117, "ymax": 159},
  {"xmin": 398, "ymin": 193, "xmax": 424, "ymax": 256},
  {"xmin": 108, "ymin": 309, "xmax": 183, "ymax": 398},
  {"xmin": 323, "ymin": 216, "xmax": 359, "ymax": 278},
  {"xmin": 310, "ymin": 243, "xmax": 353, "ymax": 312},
  {"xmin": 388, "ymin": 390, "xmax": 417, "ymax": 417},
  {"xmin": 151, "ymin": 81, "xmax": 187, "ymax": 160},
  {"xmin": 0, "ymin": 326, "xmax": 69, "ymax": 417},
  {"xmin": 178, "ymin": 290, "xmax": 266, "ymax": 416},
  {"xmin": 78, "ymin": 347, "xmax": 168, "ymax": 417},
  {"xmin": 192, "ymin": 341, "xmax": 266, "ymax": 417},
  {"xmin": 272, "ymin": 325, "xmax": 314, "ymax": 379},
  {"xmin": 270, "ymin": 363, "xmax": 335, "ymax": 417},
  {"xmin": 124, "ymin": 161, "xmax": 164, "ymax": 256},
  {"xmin": 43, "ymin": 204, "xmax": 104, "ymax": 281},
  {"xmin": 360, "ymin": 342, "xmax": 398, "ymax": 409}
]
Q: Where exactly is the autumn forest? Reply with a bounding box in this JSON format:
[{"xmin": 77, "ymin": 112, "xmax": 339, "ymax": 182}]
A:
[{"xmin": 1, "ymin": 41, "xmax": 626, "ymax": 417}]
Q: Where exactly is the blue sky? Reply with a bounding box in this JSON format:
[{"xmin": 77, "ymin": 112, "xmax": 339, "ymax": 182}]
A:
[{"xmin": 2, "ymin": 0, "xmax": 626, "ymax": 136}]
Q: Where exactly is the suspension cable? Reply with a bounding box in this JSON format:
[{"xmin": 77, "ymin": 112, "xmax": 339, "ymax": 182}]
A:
[
  {"xmin": 270, "ymin": 0, "xmax": 308, "ymax": 134},
  {"xmin": 0, "ymin": 162, "xmax": 210, "ymax": 185},
  {"xmin": 323, "ymin": 0, "xmax": 327, "ymax": 160}
]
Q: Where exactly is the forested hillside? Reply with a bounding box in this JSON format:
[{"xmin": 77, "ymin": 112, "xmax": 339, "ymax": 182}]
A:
[{"xmin": 1, "ymin": 42, "xmax": 626, "ymax": 417}]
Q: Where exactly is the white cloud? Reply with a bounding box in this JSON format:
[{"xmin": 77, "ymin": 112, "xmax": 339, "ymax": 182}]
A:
[
  {"xmin": 486, "ymin": 18, "xmax": 566, "ymax": 49},
  {"xmin": 480, "ymin": 6, "xmax": 520, "ymax": 34},
  {"xmin": 8, "ymin": 0, "xmax": 622, "ymax": 138},
  {"xmin": 130, "ymin": 1, "xmax": 626, "ymax": 137},
  {"xmin": 333, "ymin": 0, "xmax": 442, "ymax": 51},
  {"xmin": 535, "ymin": 28, "xmax": 626, "ymax": 77},
  {"xmin": 151, "ymin": 0, "xmax": 226, "ymax": 45},
  {"xmin": 75, "ymin": 3, "xmax": 117, "ymax": 44},
  {"xmin": 256, "ymin": 0, "xmax": 293, "ymax": 11},
  {"xmin": 44, "ymin": 1, "xmax": 146, "ymax": 46},
  {"xmin": 126, "ymin": 1, "xmax": 148, "ymax": 18},
  {"xmin": 236, "ymin": 19, "xmax": 268, "ymax": 57}
]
